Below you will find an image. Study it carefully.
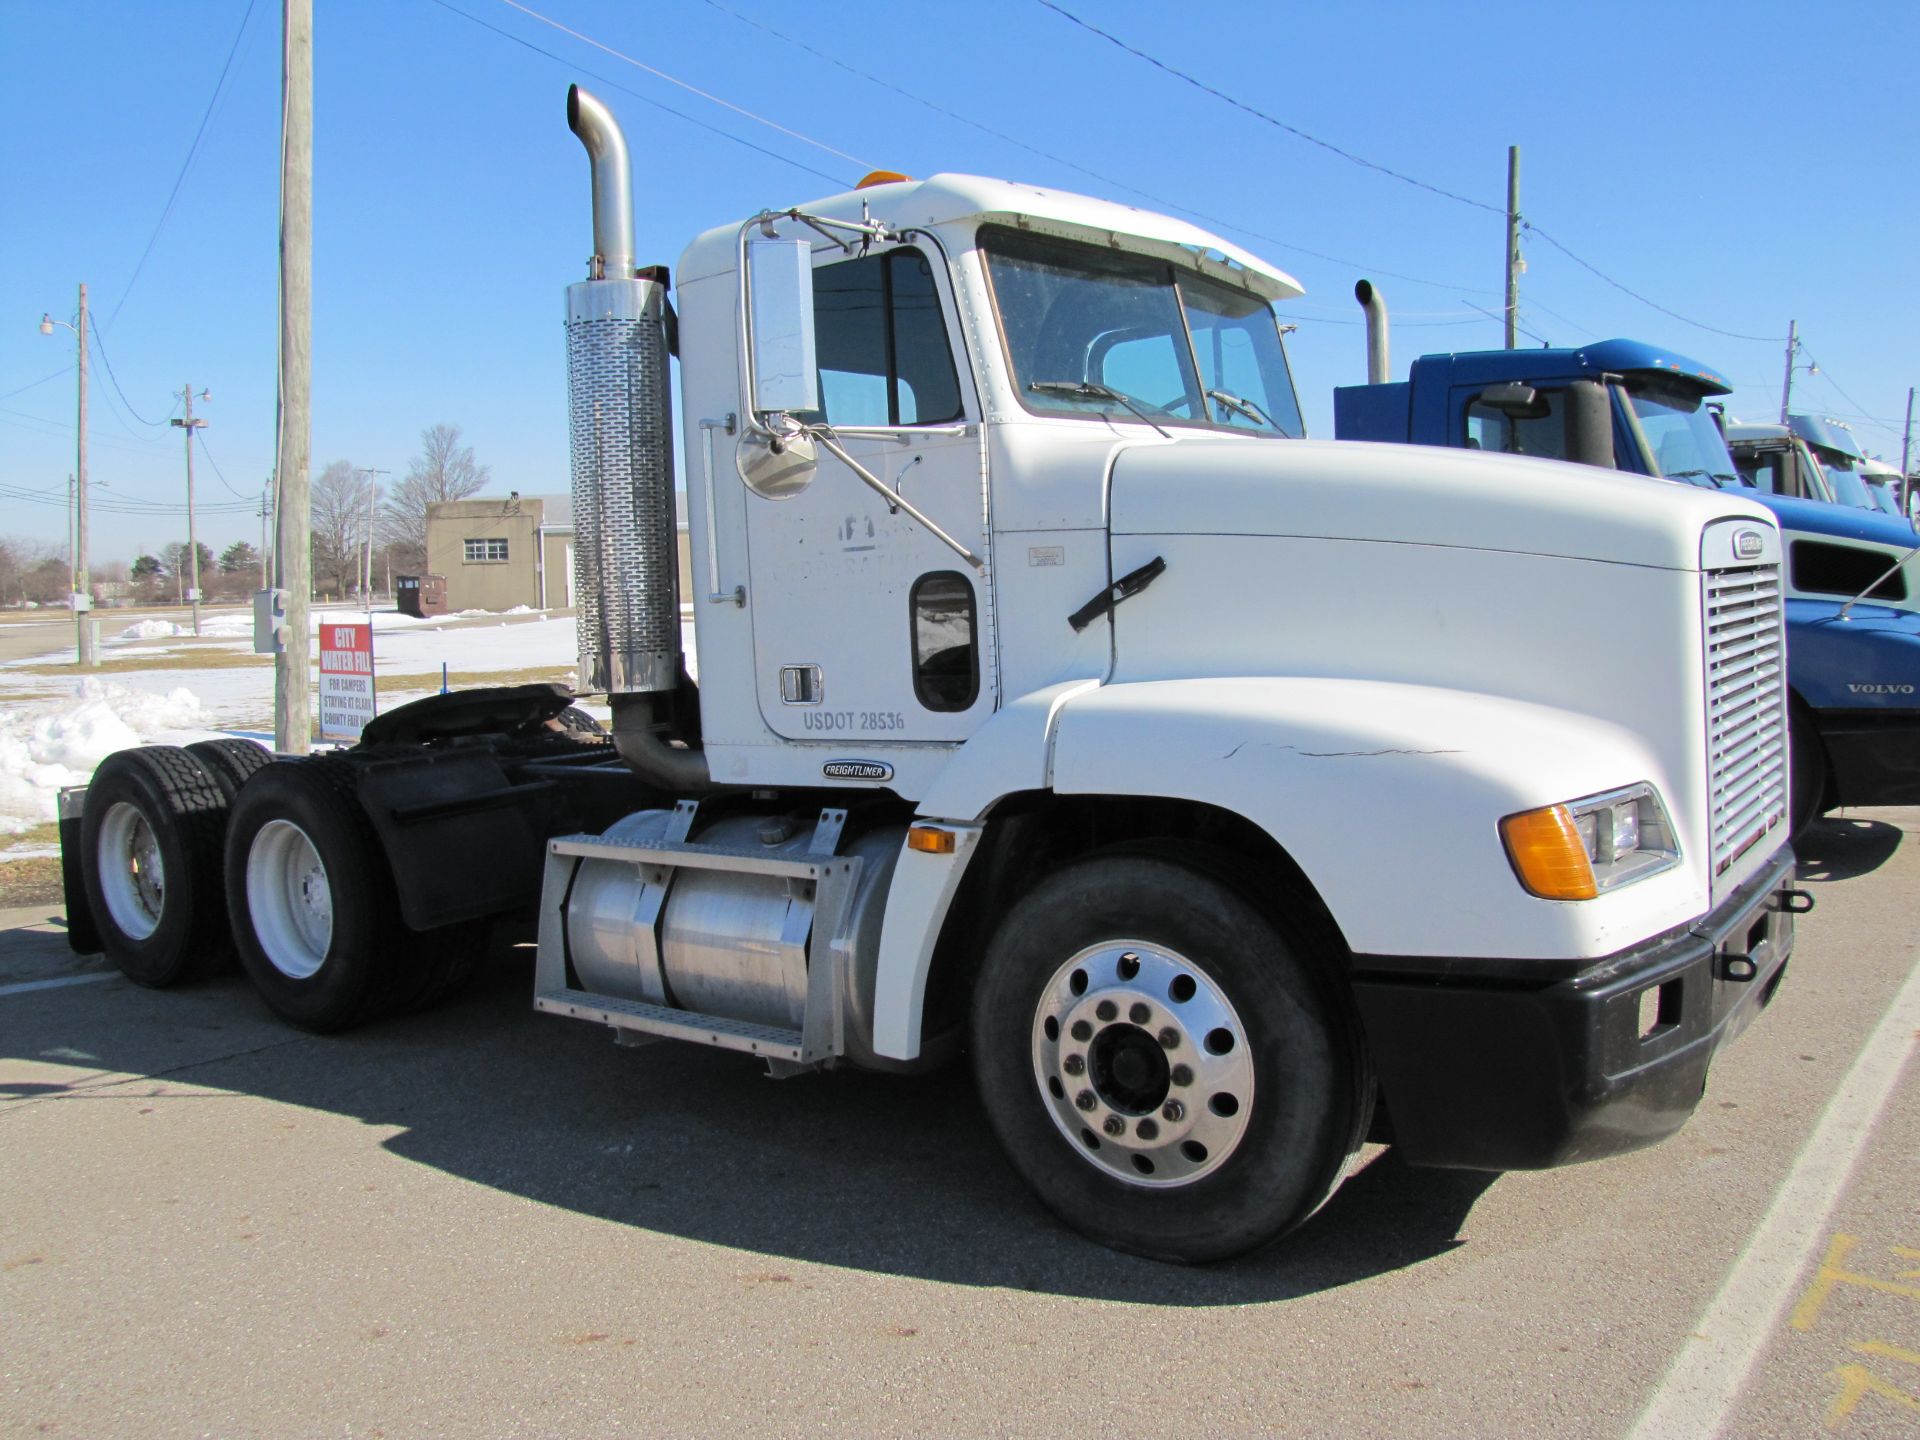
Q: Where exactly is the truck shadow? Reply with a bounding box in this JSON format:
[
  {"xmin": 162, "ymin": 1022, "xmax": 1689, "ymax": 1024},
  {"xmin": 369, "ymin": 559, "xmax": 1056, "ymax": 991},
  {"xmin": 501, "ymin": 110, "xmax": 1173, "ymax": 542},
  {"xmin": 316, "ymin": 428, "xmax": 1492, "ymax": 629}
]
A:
[
  {"xmin": 267, "ymin": 945, "xmax": 1502, "ymax": 1303},
  {"xmin": 1794, "ymin": 815, "xmax": 1905, "ymax": 883},
  {"xmin": 5, "ymin": 938, "xmax": 1498, "ymax": 1307}
]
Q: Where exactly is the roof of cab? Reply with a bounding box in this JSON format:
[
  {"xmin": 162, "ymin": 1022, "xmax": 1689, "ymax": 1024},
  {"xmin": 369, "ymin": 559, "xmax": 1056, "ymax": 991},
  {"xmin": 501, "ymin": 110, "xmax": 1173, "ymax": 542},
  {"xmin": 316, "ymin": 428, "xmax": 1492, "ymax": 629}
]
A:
[
  {"xmin": 677, "ymin": 172, "xmax": 1304, "ymax": 302},
  {"xmin": 1410, "ymin": 339, "xmax": 1730, "ymax": 395}
]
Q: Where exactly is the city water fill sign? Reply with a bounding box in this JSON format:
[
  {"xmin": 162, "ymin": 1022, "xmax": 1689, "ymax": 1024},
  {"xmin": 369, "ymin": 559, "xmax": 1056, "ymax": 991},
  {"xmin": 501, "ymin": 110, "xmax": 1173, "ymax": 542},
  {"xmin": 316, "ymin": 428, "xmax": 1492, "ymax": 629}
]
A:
[{"xmin": 318, "ymin": 619, "xmax": 376, "ymax": 739}]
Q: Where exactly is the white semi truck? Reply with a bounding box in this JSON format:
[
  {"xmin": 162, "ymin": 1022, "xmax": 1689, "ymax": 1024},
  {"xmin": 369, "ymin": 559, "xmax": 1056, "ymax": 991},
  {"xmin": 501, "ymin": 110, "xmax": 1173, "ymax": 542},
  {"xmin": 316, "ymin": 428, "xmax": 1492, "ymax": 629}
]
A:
[{"xmin": 61, "ymin": 87, "xmax": 1806, "ymax": 1262}]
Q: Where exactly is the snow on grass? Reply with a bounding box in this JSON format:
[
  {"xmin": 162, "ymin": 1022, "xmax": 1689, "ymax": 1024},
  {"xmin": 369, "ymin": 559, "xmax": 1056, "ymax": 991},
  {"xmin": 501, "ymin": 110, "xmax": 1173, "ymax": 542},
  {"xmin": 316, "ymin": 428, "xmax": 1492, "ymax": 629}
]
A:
[
  {"xmin": 0, "ymin": 607, "xmax": 694, "ymax": 838},
  {"xmin": 0, "ymin": 678, "xmax": 217, "ymax": 836}
]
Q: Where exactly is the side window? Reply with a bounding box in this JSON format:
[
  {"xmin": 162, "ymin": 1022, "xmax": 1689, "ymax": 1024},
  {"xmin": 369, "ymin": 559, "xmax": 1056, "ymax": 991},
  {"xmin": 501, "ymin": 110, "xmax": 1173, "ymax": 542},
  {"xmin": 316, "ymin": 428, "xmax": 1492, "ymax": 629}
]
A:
[
  {"xmin": 1791, "ymin": 541, "xmax": 1908, "ymax": 602},
  {"xmin": 1737, "ymin": 451, "xmax": 1783, "ymax": 494},
  {"xmin": 1465, "ymin": 391, "xmax": 1567, "ymax": 459},
  {"xmin": 910, "ymin": 571, "xmax": 978, "ymax": 712},
  {"xmin": 807, "ymin": 248, "xmax": 962, "ymax": 427}
]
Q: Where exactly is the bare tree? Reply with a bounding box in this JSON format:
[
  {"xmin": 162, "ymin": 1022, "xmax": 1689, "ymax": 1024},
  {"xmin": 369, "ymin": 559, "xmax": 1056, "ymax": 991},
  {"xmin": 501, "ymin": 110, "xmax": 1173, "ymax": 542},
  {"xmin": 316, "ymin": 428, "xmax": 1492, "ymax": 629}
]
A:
[
  {"xmin": 0, "ymin": 536, "xmax": 58, "ymax": 607},
  {"xmin": 310, "ymin": 460, "xmax": 375, "ymax": 598},
  {"xmin": 383, "ymin": 424, "xmax": 490, "ymax": 572}
]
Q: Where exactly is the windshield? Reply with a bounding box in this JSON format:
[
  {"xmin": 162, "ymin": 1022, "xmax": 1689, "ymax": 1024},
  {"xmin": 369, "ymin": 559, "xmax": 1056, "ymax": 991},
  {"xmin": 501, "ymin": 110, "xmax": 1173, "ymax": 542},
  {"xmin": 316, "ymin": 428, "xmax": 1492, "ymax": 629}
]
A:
[
  {"xmin": 1863, "ymin": 478, "xmax": 1904, "ymax": 517},
  {"xmin": 1816, "ymin": 451, "xmax": 1879, "ymax": 511},
  {"xmin": 1624, "ymin": 382, "xmax": 1743, "ymax": 487},
  {"xmin": 981, "ymin": 225, "xmax": 1304, "ymax": 437}
]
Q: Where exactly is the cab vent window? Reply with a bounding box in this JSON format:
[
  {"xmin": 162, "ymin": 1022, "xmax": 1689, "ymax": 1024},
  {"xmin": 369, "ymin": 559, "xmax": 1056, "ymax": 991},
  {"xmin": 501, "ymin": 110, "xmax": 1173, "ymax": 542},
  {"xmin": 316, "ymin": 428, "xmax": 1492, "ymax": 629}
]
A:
[
  {"xmin": 910, "ymin": 572, "xmax": 977, "ymax": 712},
  {"xmin": 1790, "ymin": 540, "xmax": 1908, "ymax": 601}
]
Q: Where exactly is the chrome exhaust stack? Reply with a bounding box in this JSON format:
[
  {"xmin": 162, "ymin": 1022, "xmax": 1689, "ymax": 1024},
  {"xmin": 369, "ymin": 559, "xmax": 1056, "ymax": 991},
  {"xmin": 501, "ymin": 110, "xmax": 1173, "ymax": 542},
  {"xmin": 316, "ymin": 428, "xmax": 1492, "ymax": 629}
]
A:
[
  {"xmin": 564, "ymin": 85, "xmax": 708, "ymax": 791},
  {"xmin": 565, "ymin": 84, "xmax": 681, "ymax": 701},
  {"xmin": 1355, "ymin": 278, "xmax": 1390, "ymax": 385}
]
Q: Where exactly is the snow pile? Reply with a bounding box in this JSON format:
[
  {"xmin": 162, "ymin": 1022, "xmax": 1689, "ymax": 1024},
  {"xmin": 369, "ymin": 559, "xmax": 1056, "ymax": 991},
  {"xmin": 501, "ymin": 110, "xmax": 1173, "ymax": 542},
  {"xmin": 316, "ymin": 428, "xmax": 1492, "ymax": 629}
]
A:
[
  {"xmin": 0, "ymin": 678, "xmax": 210, "ymax": 836},
  {"xmin": 116, "ymin": 619, "xmax": 187, "ymax": 641},
  {"xmin": 200, "ymin": 613, "xmax": 255, "ymax": 638},
  {"xmin": 502, "ymin": 604, "xmax": 536, "ymax": 615}
]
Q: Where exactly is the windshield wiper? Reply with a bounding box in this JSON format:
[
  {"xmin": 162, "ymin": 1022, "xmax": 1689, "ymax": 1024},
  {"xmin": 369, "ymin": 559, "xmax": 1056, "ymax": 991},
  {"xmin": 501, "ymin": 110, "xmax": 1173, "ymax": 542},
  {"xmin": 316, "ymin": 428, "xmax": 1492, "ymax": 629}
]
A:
[
  {"xmin": 1029, "ymin": 380, "xmax": 1170, "ymax": 438},
  {"xmin": 1207, "ymin": 388, "xmax": 1284, "ymax": 433}
]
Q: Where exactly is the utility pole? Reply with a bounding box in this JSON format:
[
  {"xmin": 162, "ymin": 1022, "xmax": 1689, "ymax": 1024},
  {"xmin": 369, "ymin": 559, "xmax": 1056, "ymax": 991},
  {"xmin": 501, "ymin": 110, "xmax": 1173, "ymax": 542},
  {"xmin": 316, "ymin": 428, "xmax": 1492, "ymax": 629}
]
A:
[
  {"xmin": 1902, "ymin": 386, "xmax": 1915, "ymax": 518},
  {"xmin": 258, "ymin": 477, "xmax": 274, "ymax": 589},
  {"xmin": 40, "ymin": 285, "xmax": 96, "ymax": 666},
  {"xmin": 1504, "ymin": 146, "xmax": 1521, "ymax": 351},
  {"xmin": 1779, "ymin": 320, "xmax": 1798, "ymax": 424},
  {"xmin": 171, "ymin": 385, "xmax": 209, "ymax": 635},
  {"xmin": 357, "ymin": 466, "xmax": 390, "ymax": 614},
  {"xmin": 275, "ymin": 0, "xmax": 314, "ymax": 753}
]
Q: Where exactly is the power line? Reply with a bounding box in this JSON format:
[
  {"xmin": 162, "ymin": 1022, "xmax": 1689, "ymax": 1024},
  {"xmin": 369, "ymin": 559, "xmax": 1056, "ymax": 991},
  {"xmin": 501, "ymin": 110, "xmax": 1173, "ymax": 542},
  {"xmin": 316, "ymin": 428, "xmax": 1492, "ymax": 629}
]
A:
[
  {"xmin": 1036, "ymin": 1, "xmax": 1505, "ymax": 217},
  {"xmin": 695, "ymin": 0, "xmax": 1493, "ymax": 297},
  {"xmin": 86, "ymin": 315, "xmax": 172, "ymax": 427},
  {"xmin": 0, "ymin": 366, "xmax": 75, "ymax": 402},
  {"xmin": 1520, "ymin": 225, "xmax": 1778, "ymax": 343},
  {"xmin": 103, "ymin": 0, "xmax": 261, "ymax": 334},
  {"xmin": 423, "ymin": 0, "xmax": 851, "ymax": 187},
  {"xmin": 493, "ymin": 0, "xmax": 875, "ymax": 169},
  {"xmin": 195, "ymin": 432, "xmax": 258, "ymax": 500},
  {"xmin": 1037, "ymin": 1, "xmax": 1782, "ymax": 346}
]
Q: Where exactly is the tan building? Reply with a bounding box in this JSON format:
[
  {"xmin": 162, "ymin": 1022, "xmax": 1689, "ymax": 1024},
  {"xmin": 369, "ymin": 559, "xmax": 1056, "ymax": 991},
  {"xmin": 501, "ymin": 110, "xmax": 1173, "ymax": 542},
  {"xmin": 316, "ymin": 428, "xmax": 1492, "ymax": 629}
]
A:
[{"xmin": 424, "ymin": 493, "xmax": 691, "ymax": 612}]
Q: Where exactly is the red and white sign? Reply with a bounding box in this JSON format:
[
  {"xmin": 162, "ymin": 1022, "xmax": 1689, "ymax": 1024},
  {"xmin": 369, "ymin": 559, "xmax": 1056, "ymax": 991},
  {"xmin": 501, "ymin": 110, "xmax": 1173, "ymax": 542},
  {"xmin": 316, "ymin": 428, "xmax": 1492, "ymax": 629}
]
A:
[{"xmin": 318, "ymin": 619, "xmax": 376, "ymax": 740}]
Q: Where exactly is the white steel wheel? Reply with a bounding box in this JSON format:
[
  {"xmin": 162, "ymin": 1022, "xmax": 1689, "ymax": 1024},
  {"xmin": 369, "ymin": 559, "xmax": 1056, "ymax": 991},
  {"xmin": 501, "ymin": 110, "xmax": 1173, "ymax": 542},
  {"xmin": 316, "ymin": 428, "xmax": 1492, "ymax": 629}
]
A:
[
  {"xmin": 1032, "ymin": 940, "xmax": 1256, "ymax": 1187},
  {"xmin": 96, "ymin": 801, "xmax": 166, "ymax": 942},
  {"xmin": 246, "ymin": 819, "xmax": 334, "ymax": 980}
]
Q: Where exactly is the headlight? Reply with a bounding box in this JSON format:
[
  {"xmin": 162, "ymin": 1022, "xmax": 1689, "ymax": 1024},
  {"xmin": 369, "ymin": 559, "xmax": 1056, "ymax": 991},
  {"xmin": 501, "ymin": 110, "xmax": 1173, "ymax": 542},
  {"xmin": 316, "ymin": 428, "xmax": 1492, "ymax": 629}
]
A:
[{"xmin": 1501, "ymin": 784, "xmax": 1679, "ymax": 901}]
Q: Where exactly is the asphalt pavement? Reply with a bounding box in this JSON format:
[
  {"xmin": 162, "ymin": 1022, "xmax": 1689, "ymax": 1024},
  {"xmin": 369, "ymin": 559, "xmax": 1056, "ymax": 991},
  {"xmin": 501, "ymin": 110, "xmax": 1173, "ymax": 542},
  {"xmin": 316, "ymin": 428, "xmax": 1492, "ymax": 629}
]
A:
[{"xmin": 2, "ymin": 812, "xmax": 1915, "ymax": 1438}]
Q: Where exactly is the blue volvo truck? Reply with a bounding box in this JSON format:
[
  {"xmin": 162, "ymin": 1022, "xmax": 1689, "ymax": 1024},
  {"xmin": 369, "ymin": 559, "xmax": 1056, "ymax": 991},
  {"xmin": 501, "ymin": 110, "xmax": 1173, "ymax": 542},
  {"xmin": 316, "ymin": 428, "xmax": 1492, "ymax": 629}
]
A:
[{"xmin": 1331, "ymin": 295, "xmax": 1919, "ymax": 836}]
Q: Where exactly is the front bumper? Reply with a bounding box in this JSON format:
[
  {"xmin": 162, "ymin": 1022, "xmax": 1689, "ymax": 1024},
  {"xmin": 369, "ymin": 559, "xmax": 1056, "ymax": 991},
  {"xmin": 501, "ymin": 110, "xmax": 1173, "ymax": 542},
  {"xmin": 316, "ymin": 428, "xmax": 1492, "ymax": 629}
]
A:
[{"xmin": 1348, "ymin": 846, "xmax": 1802, "ymax": 1171}]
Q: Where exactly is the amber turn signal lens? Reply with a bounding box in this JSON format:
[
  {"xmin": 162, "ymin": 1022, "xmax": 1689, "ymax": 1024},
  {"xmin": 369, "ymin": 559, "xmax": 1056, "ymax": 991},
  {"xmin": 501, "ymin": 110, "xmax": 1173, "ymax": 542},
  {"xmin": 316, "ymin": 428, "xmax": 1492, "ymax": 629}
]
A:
[
  {"xmin": 907, "ymin": 825, "xmax": 957, "ymax": 855},
  {"xmin": 857, "ymin": 170, "xmax": 910, "ymax": 189},
  {"xmin": 1500, "ymin": 805, "xmax": 1598, "ymax": 901}
]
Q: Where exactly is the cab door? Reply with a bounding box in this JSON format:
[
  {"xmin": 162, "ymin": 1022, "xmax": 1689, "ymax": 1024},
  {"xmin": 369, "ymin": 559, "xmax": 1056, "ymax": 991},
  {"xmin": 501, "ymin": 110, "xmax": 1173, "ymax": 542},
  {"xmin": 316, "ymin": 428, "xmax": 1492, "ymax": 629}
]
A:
[{"xmin": 742, "ymin": 243, "xmax": 995, "ymax": 746}]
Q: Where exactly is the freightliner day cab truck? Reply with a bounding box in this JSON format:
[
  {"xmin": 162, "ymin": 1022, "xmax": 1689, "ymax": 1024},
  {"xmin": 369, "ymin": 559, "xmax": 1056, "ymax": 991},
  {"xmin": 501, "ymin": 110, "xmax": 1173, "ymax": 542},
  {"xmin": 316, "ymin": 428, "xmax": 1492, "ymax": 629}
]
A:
[
  {"xmin": 60, "ymin": 88, "xmax": 1806, "ymax": 1263},
  {"xmin": 1332, "ymin": 289, "xmax": 1920, "ymax": 839}
]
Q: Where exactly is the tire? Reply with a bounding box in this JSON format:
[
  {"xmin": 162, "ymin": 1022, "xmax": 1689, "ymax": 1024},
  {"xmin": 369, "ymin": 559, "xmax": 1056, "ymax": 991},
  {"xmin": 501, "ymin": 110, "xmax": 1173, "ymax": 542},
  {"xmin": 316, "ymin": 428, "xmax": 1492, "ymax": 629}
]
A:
[
  {"xmin": 186, "ymin": 737, "xmax": 273, "ymax": 803},
  {"xmin": 971, "ymin": 852, "xmax": 1371, "ymax": 1263},
  {"xmin": 224, "ymin": 757, "xmax": 411, "ymax": 1032},
  {"xmin": 1789, "ymin": 700, "xmax": 1827, "ymax": 842},
  {"xmin": 390, "ymin": 918, "xmax": 491, "ymax": 1014},
  {"xmin": 79, "ymin": 746, "xmax": 231, "ymax": 987},
  {"xmin": 554, "ymin": 705, "xmax": 604, "ymax": 736}
]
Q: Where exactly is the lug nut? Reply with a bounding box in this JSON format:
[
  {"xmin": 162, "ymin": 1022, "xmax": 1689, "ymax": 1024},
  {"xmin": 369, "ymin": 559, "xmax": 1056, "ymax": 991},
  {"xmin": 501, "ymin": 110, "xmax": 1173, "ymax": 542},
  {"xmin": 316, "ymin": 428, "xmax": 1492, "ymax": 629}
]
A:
[
  {"xmin": 1158, "ymin": 1027, "xmax": 1180, "ymax": 1050},
  {"xmin": 1103, "ymin": 1115, "xmax": 1126, "ymax": 1137},
  {"xmin": 1136, "ymin": 1118, "xmax": 1160, "ymax": 1141},
  {"xmin": 1071, "ymin": 1019, "xmax": 1093, "ymax": 1042},
  {"xmin": 1161, "ymin": 1100, "xmax": 1185, "ymax": 1122},
  {"xmin": 1063, "ymin": 1054, "xmax": 1085, "ymax": 1076},
  {"xmin": 1171, "ymin": 1063, "xmax": 1194, "ymax": 1086},
  {"xmin": 1095, "ymin": 999, "xmax": 1117, "ymax": 1022},
  {"xmin": 1076, "ymin": 1089, "xmax": 1098, "ymax": 1112},
  {"xmin": 1130, "ymin": 1002, "xmax": 1151, "ymax": 1025}
]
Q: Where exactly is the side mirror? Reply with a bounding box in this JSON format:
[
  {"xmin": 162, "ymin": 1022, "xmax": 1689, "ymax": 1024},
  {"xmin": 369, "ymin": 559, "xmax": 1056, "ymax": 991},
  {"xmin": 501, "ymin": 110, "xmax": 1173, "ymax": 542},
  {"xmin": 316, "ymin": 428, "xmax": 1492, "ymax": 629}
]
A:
[
  {"xmin": 747, "ymin": 238, "xmax": 819, "ymax": 415},
  {"xmin": 1477, "ymin": 382, "xmax": 1549, "ymax": 420}
]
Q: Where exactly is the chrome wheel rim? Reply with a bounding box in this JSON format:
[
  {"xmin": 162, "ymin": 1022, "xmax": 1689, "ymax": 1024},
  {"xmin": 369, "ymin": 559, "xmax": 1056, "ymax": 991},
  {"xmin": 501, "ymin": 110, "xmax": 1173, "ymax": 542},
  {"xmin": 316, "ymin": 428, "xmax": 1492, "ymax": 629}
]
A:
[
  {"xmin": 1030, "ymin": 940, "xmax": 1255, "ymax": 1188},
  {"xmin": 97, "ymin": 801, "xmax": 165, "ymax": 941},
  {"xmin": 246, "ymin": 819, "xmax": 332, "ymax": 980}
]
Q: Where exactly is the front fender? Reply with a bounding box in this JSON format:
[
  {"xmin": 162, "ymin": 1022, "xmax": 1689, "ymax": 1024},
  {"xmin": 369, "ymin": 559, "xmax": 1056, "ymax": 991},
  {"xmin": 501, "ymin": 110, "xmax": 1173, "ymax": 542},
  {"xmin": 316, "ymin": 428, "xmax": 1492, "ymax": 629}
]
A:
[{"xmin": 1047, "ymin": 677, "xmax": 1709, "ymax": 962}]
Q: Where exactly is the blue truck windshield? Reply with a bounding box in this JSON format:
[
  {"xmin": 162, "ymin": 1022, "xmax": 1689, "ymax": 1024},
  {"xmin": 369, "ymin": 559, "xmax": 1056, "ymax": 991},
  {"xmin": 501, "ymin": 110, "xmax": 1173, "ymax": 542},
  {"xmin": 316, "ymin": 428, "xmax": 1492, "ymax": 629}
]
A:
[
  {"xmin": 982, "ymin": 225, "xmax": 1304, "ymax": 437},
  {"xmin": 1624, "ymin": 384, "xmax": 1743, "ymax": 487}
]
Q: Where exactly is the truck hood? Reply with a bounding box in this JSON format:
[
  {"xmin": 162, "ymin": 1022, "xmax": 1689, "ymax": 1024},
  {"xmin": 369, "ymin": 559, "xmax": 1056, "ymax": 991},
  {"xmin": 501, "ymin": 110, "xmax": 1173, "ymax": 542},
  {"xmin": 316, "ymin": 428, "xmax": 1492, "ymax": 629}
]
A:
[{"xmin": 1109, "ymin": 437, "xmax": 1774, "ymax": 571}]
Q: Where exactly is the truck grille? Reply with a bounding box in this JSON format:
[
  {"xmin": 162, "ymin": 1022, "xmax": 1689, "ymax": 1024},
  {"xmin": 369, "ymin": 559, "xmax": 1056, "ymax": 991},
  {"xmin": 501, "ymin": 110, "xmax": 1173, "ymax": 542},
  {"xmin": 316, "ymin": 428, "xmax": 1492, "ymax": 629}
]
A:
[{"xmin": 1704, "ymin": 562, "xmax": 1787, "ymax": 876}]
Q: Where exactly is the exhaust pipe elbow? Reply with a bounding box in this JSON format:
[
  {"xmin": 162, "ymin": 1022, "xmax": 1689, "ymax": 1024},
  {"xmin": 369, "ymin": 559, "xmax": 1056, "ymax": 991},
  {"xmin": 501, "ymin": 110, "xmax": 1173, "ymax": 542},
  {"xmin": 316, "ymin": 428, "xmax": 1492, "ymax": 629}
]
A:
[
  {"xmin": 1355, "ymin": 279, "xmax": 1390, "ymax": 385},
  {"xmin": 611, "ymin": 694, "xmax": 712, "ymax": 793},
  {"xmin": 568, "ymin": 84, "xmax": 636, "ymax": 280}
]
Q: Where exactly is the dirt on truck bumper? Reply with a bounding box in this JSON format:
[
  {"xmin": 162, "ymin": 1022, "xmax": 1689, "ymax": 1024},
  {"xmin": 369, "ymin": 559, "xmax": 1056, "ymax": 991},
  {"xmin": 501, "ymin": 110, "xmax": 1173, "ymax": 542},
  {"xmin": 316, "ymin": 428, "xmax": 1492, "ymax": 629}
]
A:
[{"xmin": 1348, "ymin": 847, "xmax": 1804, "ymax": 1172}]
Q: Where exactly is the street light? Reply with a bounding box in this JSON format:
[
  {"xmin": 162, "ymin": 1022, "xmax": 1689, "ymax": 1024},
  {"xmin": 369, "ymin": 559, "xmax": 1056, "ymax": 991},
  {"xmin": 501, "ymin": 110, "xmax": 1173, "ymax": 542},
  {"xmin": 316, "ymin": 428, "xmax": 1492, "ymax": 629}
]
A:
[{"xmin": 39, "ymin": 286, "xmax": 96, "ymax": 667}]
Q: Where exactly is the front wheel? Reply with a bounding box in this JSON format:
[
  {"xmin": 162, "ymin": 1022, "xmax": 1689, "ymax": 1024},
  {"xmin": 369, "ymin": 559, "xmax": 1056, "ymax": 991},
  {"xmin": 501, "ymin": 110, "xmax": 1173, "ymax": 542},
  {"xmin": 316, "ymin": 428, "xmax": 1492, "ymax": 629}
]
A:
[{"xmin": 971, "ymin": 852, "xmax": 1370, "ymax": 1263}]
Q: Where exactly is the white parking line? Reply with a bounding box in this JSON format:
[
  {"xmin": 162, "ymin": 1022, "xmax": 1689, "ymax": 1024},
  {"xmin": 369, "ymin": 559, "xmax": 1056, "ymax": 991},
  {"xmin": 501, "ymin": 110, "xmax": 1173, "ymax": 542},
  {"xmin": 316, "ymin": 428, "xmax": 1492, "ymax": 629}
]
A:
[
  {"xmin": 1627, "ymin": 946, "xmax": 1920, "ymax": 1439},
  {"xmin": 0, "ymin": 971, "xmax": 118, "ymax": 999}
]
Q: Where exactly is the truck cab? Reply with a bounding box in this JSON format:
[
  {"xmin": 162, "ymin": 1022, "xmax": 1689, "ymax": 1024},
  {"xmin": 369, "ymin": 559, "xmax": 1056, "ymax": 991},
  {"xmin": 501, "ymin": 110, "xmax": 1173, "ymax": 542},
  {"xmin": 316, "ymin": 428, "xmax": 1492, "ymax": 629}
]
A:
[{"xmin": 1334, "ymin": 319, "xmax": 1920, "ymax": 831}]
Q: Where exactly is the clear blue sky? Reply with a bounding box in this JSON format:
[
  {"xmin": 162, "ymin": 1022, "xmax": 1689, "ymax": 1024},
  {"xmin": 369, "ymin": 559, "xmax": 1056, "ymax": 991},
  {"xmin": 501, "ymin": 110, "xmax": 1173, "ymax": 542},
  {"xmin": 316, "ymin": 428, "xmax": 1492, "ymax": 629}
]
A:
[{"xmin": 3, "ymin": 0, "xmax": 1915, "ymax": 563}]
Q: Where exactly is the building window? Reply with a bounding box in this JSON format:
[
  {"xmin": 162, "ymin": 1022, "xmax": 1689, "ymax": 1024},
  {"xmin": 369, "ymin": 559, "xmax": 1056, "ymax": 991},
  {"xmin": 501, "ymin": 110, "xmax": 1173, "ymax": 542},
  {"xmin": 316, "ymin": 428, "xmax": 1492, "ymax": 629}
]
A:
[{"xmin": 464, "ymin": 538, "xmax": 509, "ymax": 563}]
